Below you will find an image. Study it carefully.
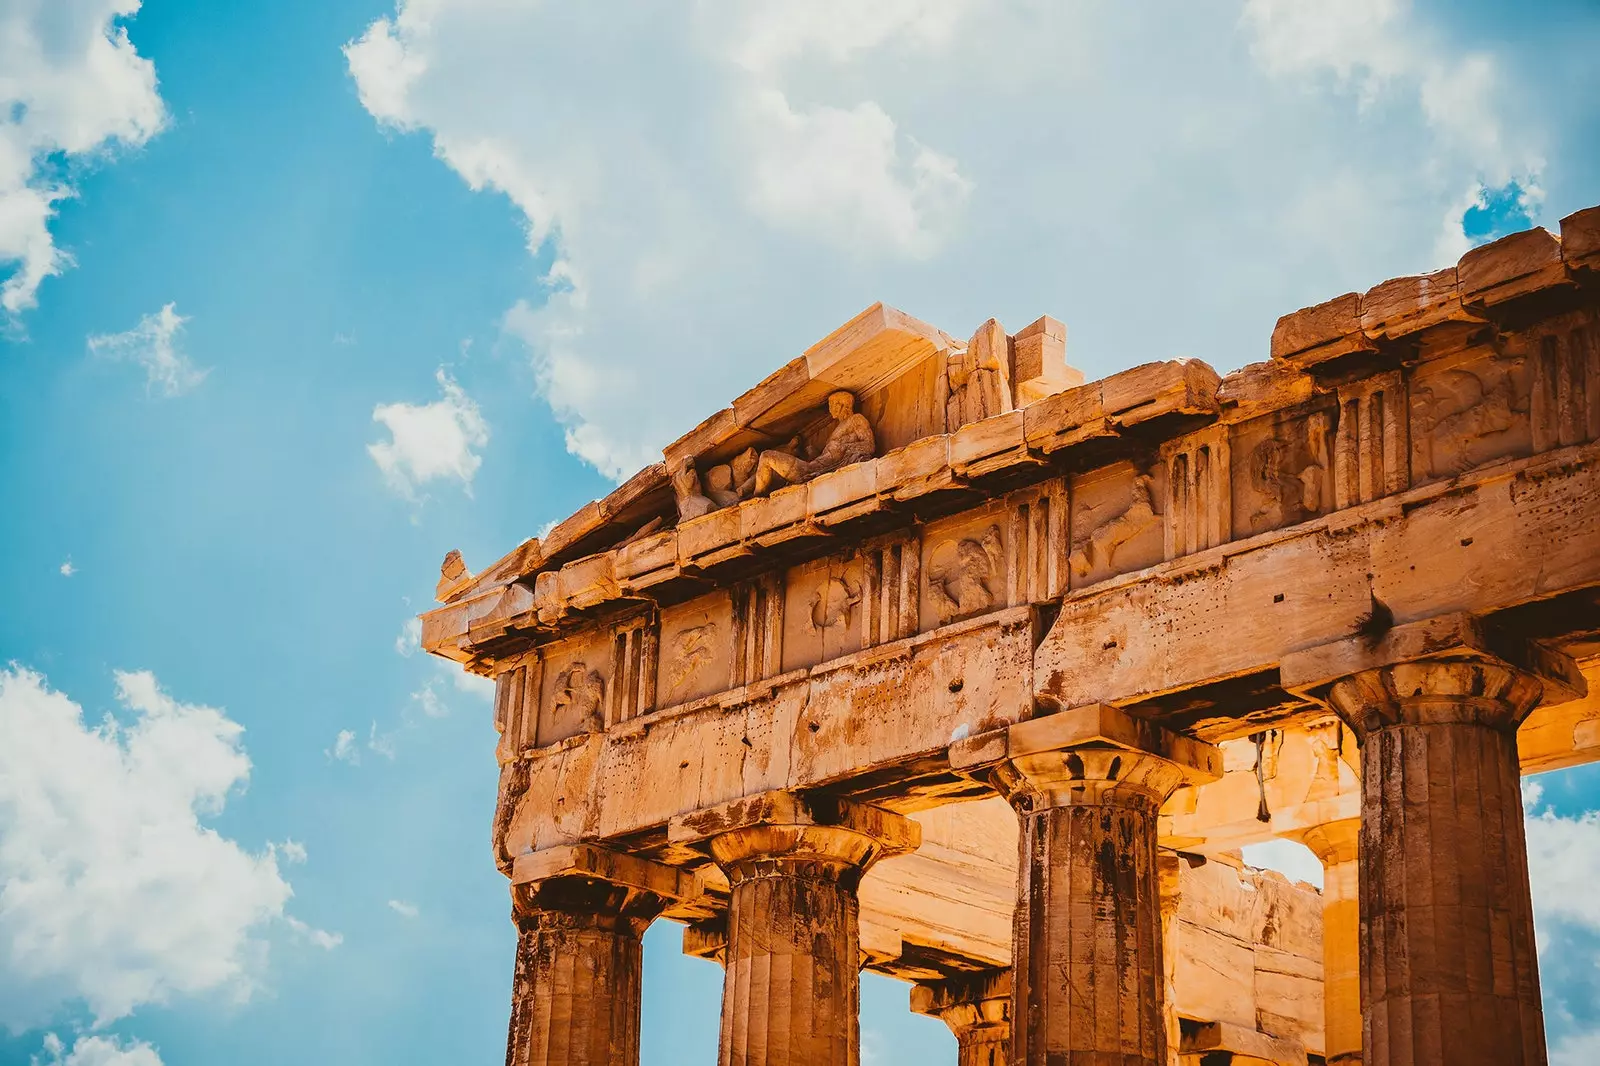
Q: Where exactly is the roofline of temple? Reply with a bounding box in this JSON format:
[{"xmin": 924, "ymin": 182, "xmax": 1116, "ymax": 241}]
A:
[{"xmin": 422, "ymin": 205, "xmax": 1600, "ymax": 667}]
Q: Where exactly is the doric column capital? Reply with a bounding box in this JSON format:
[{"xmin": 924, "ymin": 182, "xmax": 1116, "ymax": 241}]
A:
[
  {"xmin": 669, "ymin": 791, "xmax": 920, "ymax": 886},
  {"xmin": 1296, "ymin": 816, "xmax": 1360, "ymax": 868},
  {"xmin": 956, "ymin": 704, "xmax": 1221, "ymax": 813},
  {"xmin": 911, "ymin": 970, "xmax": 1011, "ymax": 1052},
  {"xmin": 1282, "ymin": 612, "xmax": 1584, "ymax": 739},
  {"xmin": 509, "ymin": 843, "xmax": 697, "ymax": 937}
]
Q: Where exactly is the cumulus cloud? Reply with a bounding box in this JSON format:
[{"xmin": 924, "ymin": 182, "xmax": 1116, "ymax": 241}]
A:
[
  {"xmin": 59, "ymin": 559, "xmax": 75, "ymax": 577},
  {"xmin": 0, "ymin": 1, "xmax": 165, "ymax": 316},
  {"xmin": 344, "ymin": 1, "xmax": 1584, "ymax": 482},
  {"xmin": 34, "ymin": 1033, "xmax": 164, "ymax": 1066},
  {"xmin": 87, "ymin": 304, "xmax": 208, "ymax": 397},
  {"xmin": 1523, "ymin": 779, "xmax": 1600, "ymax": 1053},
  {"xmin": 0, "ymin": 667, "xmax": 330, "ymax": 1029},
  {"xmin": 386, "ymin": 899, "xmax": 419, "ymax": 919},
  {"xmin": 395, "ymin": 617, "xmax": 422, "ymax": 657},
  {"xmin": 368, "ymin": 368, "xmax": 488, "ymax": 500}
]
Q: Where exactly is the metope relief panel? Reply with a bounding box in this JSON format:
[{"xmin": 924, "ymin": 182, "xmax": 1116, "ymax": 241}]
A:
[
  {"xmin": 921, "ymin": 504, "xmax": 1008, "ymax": 629},
  {"xmin": 1161, "ymin": 425, "xmax": 1230, "ymax": 559},
  {"xmin": 1068, "ymin": 460, "xmax": 1165, "ymax": 588},
  {"xmin": 1409, "ymin": 345, "xmax": 1533, "ymax": 484},
  {"xmin": 1512, "ymin": 308, "xmax": 1600, "ymax": 454},
  {"xmin": 535, "ymin": 630, "xmax": 612, "ymax": 747},
  {"xmin": 657, "ymin": 593, "xmax": 734, "ymax": 708},
  {"xmin": 1229, "ymin": 402, "xmax": 1335, "ymax": 540},
  {"xmin": 781, "ymin": 552, "xmax": 867, "ymax": 673}
]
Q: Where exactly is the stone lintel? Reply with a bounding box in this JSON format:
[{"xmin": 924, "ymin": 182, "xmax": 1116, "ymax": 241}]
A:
[
  {"xmin": 1182, "ymin": 1022, "xmax": 1308, "ymax": 1066},
  {"xmin": 1280, "ymin": 611, "xmax": 1586, "ymax": 708},
  {"xmin": 510, "ymin": 843, "xmax": 699, "ymax": 903},
  {"xmin": 667, "ymin": 790, "xmax": 921, "ymax": 859},
  {"xmin": 950, "ymin": 703, "xmax": 1221, "ymax": 785}
]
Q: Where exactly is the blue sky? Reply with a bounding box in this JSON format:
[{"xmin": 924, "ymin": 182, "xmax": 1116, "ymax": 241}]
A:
[{"xmin": 1, "ymin": 2, "xmax": 1599, "ymax": 1064}]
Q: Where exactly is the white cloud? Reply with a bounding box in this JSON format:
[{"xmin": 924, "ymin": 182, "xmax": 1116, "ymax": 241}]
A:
[
  {"xmin": 367, "ymin": 720, "xmax": 396, "ymax": 759},
  {"xmin": 386, "ymin": 899, "xmax": 419, "ymax": 919},
  {"xmin": 450, "ymin": 668, "xmax": 493, "ymax": 700},
  {"xmin": 394, "ymin": 617, "xmax": 421, "ymax": 657},
  {"xmin": 1552, "ymin": 1029, "xmax": 1600, "ymax": 1066},
  {"xmin": 346, "ymin": 1, "xmax": 1578, "ymax": 483},
  {"xmin": 87, "ymin": 304, "xmax": 208, "ymax": 397},
  {"xmin": 326, "ymin": 728, "xmax": 359, "ymax": 765},
  {"xmin": 0, "ymin": 1, "xmax": 165, "ymax": 316},
  {"xmin": 0, "ymin": 666, "xmax": 328, "ymax": 1029},
  {"xmin": 273, "ymin": 840, "xmax": 307, "ymax": 865},
  {"xmin": 368, "ymin": 368, "xmax": 488, "ymax": 500},
  {"xmin": 35, "ymin": 1033, "xmax": 164, "ymax": 1066},
  {"xmin": 284, "ymin": 917, "xmax": 342, "ymax": 951},
  {"xmin": 1523, "ymin": 780, "xmax": 1600, "ymax": 946},
  {"xmin": 411, "ymin": 678, "xmax": 449, "ymax": 719},
  {"xmin": 59, "ymin": 559, "xmax": 75, "ymax": 577}
]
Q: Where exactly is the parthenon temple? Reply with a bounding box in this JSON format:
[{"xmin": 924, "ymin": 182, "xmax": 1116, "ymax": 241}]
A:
[{"xmin": 421, "ymin": 206, "xmax": 1600, "ymax": 1066}]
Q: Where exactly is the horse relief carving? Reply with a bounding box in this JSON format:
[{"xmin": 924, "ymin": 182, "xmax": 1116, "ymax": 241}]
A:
[
  {"xmin": 551, "ymin": 661, "xmax": 606, "ymax": 732},
  {"xmin": 666, "ymin": 622, "xmax": 718, "ymax": 698},
  {"xmin": 1070, "ymin": 474, "xmax": 1159, "ymax": 580},
  {"xmin": 808, "ymin": 576, "xmax": 862, "ymax": 632},
  {"xmin": 926, "ymin": 525, "xmax": 1004, "ymax": 624},
  {"xmin": 1415, "ymin": 358, "xmax": 1530, "ymax": 478}
]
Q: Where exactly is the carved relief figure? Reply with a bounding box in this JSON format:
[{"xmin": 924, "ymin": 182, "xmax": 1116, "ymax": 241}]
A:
[
  {"xmin": 551, "ymin": 662, "xmax": 606, "ymax": 732},
  {"xmin": 938, "ymin": 320, "xmax": 1013, "ymax": 432},
  {"xmin": 754, "ymin": 391, "xmax": 876, "ymax": 495},
  {"xmin": 671, "ymin": 456, "xmax": 716, "ymax": 523},
  {"xmin": 703, "ymin": 447, "xmax": 759, "ymax": 509},
  {"xmin": 1248, "ymin": 413, "xmax": 1331, "ymax": 530},
  {"xmin": 926, "ymin": 525, "xmax": 1004, "ymax": 624},
  {"xmin": 808, "ymin": 576, "xmax": 862, "ymax": 631},
  {"xmin": 1415, "ymin": 358, "xmax": 1530, "ymax": 477},
  {"xmin": 666, "ymin": 623, "xmax": 718, "ymax": 698},
  {"xmin": 1069, "ymin": 474, "xmax": 1159, "ymax": 579}
]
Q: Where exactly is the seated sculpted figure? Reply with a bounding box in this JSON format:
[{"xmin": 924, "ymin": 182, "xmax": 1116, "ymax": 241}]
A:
[{"xmin": 753, "ymin": 390, "xmax": 876, "ymax": 496}]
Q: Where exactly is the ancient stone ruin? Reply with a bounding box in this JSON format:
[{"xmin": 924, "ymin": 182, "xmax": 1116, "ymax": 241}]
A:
[{"xmin": 422, "ymin": 205, "xmax": 1600, "ymax": 1066}]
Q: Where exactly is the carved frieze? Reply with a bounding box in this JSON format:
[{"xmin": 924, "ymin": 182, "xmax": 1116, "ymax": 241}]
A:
[
  {"xmin": 535, "ymin": 632, "xmax": 613, "ymax": 746},
  {"xmin": 783, "ymin": 554, "xmax": 869, "ymax": 670},
  {"xmin": 1230, "ymin": 404, "xmax": 1335, "ymax": 539},
  {"xmin": 926, "ymin": 526, "xmax": 1003, "ymax": 626},
  {"xmin": 1068, "ymin": 462, "xmax": 1164, "ymax": 586},
  {"xmin": 657, "ymin": 594, "xmax": 734, "ymax": 708},
  {"xmin": 1409, "ymin": 348, "xmax": 1532, "ymax": 482},
  {"xmin": 1333, "ymin": 370, "xmax": 1409, "ymax": 509}
]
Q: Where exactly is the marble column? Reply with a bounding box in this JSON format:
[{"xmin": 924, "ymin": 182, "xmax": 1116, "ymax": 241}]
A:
[
  {"xmin": 1285, "ymin": 615, "xmax": 1585, "ymax": 1066},
  {"xmin": 672, "ymin": 792, "xmax": 920, "ymax": 1066},
  {"xmin": 986, "ymin": 705, "xmax": 1220, "ymax": 1066},
  {"xmin": 1297, "ymin": 818, "xmax": 1361, "ymax": 1066},
  {"xmin": 911, "ymin": 970, "xmax": 1012, "ymax": 1066},
  {"xmin": 503, "ymin": 845, "xmax": 693, "ymax": 1066},
  {"xmin": 1157, "ymin": 852, "xmax": 1184, "ymax": 1066}
]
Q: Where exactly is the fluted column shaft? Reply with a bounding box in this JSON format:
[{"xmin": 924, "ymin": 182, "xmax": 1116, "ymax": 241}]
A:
[
  {"xmin": 687, "ymin": 795, "xmax": 919, "ymax": 1066},
  {"xmin": 718, "ymin": 852, "xmax": 861, "ymax": 1066},
  {"xmin": 1298, "ymin": 818, "xmax": 1361, "ymax": 1066},
  {"xmin": 994, "ymin": 732, "xmax": 1215, "ymax": 1066},
  {"xmin": 1156, "ymin": 852, "xmax": 1183, "ymax": 1066},
  {"xmin": 1328, "ymin": 660, "xmax": 1549, "ymax": 1066},
  {"xmin": 505, "ymin": 879, "xmax": 663, "ymax": 1066}
]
